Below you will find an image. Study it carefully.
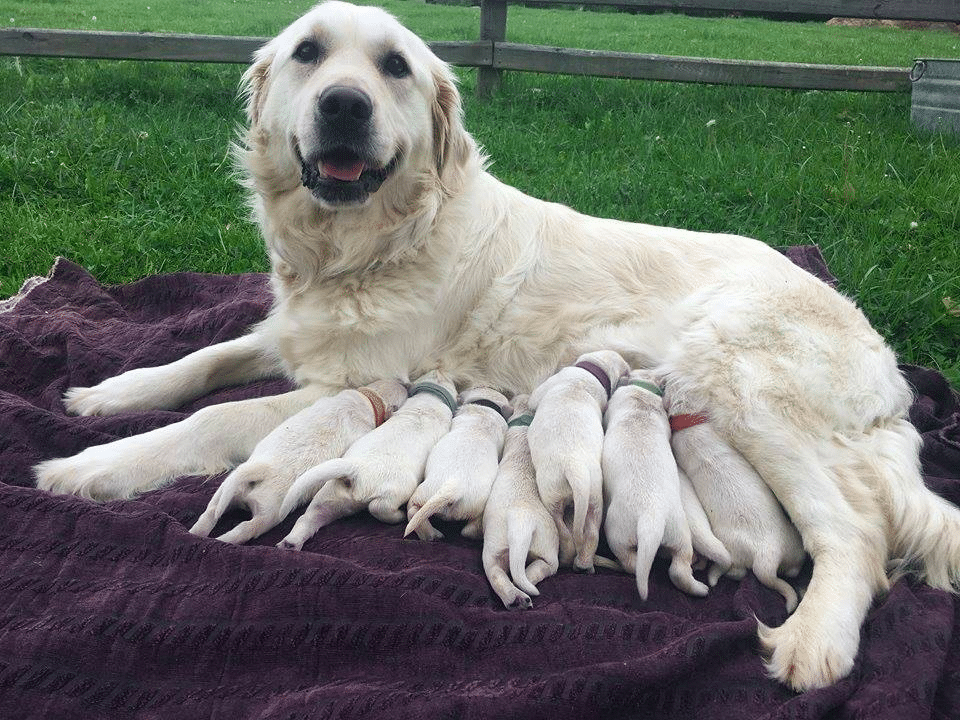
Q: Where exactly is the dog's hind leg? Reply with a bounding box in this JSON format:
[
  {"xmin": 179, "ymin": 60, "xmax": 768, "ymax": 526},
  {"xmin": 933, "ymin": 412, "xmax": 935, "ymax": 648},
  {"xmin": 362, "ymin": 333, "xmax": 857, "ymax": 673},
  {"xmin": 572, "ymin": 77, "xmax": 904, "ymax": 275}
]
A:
[
  {"xmin": 734, "ymin": 430, "xmax": 889, "ymax": 691},
  {"xmin": 35, "ymin": 386, "xmax": 328, "ymax": 500},
  {"xmin": 64, "ymin": 328, "xmax": 284, "ymax": 416},
  {"xmin": 484, "ymin": 547, "xmax": 532, "ymax": 610},
  {"xmin": 661, "ymin": 509, "xmax": 709, "ymax": 598},
  {"xmin": 278, "ymin": 480, "xmax": 362, "ymax": 550}
]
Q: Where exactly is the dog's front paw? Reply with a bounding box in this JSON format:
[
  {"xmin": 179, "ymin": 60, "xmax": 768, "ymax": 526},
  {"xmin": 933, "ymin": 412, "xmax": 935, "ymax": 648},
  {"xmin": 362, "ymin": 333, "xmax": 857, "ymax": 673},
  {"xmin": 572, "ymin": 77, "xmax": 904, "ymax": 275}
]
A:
[
  {"xmin": 757, "ymin": 616, "xmax": 858, "ymax": 692},
  {"xmin": 64, "ymin": 366, "xmax": 179, "ymax": 416},
  {"xmin": 35, "ymin": 448, "xmax": 146, "ymax": 501},
  {"xmin": 64, "ymin": 381, "xmax": 140, "ymax": 416}
]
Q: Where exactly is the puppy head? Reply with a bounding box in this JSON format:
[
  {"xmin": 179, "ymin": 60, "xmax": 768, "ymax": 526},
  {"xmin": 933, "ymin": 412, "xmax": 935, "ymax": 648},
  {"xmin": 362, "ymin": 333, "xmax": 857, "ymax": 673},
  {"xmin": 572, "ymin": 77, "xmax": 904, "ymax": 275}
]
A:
[
  {"xmin": 240, "ymin": 1, "xmax": 474, "ymax": 210},
  {"xmin": 576, "ymin": 350, "xmax": 631, "ymax": 388},
  {"xmin": 411, "ymin": 369, "xmax": 458, "ymax": 396},
  {"xmin": 458, "ymin": 386, "xmax": 513, "ymax": 420},
  {"xmin": 363, "ymin": 378, "xmax": 409, "ymax": 413}
]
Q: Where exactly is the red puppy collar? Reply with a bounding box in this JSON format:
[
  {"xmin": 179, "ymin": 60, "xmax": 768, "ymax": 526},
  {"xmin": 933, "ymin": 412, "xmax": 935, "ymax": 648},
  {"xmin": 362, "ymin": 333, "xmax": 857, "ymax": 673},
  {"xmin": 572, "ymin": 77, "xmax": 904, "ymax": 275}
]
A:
[
  {"xmin": 669, "ymin": 412, "xmax": 709, "ymax": 432},
  {"xmin": 357, "ymin": 387, "xmax": 388, "ymax": 427}
]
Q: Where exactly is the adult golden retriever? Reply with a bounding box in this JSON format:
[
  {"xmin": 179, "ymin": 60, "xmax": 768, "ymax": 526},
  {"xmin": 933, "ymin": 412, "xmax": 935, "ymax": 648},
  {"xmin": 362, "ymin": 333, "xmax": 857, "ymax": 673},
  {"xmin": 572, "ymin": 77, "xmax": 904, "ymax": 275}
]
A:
[{"xmin": 35, "ymin": 0, "xmax": 960, "ymax": 692}]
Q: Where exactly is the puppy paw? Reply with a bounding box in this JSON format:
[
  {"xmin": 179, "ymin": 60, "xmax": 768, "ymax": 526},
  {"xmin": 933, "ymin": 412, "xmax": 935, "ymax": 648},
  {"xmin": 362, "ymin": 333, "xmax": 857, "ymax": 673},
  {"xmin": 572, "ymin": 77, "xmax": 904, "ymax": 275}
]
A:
[
  {"xmin": 277, "ymin": 539, "xmax": 305, "ymax": 551},
  {"xmin": 757, "ymin": 616, "xmax": 858, "ymax": 691},
  {"xmin": 507, "ymin": 593, "xmax": 533, "ymax": 610}
]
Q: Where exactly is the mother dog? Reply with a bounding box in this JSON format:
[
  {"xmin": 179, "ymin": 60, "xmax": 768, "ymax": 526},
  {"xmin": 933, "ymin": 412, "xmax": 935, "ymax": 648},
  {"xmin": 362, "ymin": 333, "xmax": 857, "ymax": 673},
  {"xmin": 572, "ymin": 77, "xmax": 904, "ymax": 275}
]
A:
[{"xmin": 35, "ymin": 0, "xmax": 960, "ymax": 692}]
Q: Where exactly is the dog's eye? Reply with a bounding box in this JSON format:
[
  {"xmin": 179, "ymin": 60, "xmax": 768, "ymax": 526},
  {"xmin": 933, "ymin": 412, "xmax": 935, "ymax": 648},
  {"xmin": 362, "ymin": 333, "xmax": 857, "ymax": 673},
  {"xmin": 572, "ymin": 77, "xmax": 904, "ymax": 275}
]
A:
[
  {"xmin": 293, "ymin": 40, "xmax": 320, "ymax": 63},
  {"xmin": 382, "ymin": 52, "xmax": 410, "ymax": 79}
]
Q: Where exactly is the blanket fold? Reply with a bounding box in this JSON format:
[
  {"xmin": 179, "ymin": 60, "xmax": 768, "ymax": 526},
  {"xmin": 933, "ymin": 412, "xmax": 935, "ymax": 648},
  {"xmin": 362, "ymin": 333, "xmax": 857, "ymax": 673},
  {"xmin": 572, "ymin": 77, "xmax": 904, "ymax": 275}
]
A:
[{"xmin": 1, "ymin": 252, "xmax": 958, "ymax": 720}]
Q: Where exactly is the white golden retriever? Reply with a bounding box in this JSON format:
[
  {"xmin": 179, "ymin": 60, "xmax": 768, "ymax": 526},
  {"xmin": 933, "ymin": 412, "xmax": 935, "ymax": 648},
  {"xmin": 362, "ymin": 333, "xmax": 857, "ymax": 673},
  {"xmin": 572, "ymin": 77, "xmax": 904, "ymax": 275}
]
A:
[{"xmin": 34, "ymin": 0, "xmax": 960, "ymax": 692}]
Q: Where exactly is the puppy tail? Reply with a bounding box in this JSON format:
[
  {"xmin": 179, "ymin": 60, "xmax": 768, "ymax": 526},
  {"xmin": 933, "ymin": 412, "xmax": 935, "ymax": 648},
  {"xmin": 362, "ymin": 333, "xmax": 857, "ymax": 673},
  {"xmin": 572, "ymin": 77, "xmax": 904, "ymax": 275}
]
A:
[
  {"xmin": 506, "ymin": 513, "xmax": 540, "ymax": 597},
  {"xmin": 564, "ymin": 460, "xmax": 594, "ymax": 551},
  {"xmin": 280, "ymin": 459, "xmax": 356, "ymax": 519},
  {"xmin": 403, "ymin": 489, "xmax": 454, "ymax": 538},
  {"xmin": 633, "ymin": 508, "xmax": 667, "ymax": 601},
  {"xmin": 861, "ymin": 418, "xmax": 960, "ymax": 590}
]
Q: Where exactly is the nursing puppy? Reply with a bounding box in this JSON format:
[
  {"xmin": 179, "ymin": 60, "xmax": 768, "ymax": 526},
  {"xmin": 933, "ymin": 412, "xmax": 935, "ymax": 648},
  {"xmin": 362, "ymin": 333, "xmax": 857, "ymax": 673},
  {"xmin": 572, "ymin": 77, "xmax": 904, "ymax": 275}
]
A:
[
  {"xmin": 482, "ymin": 396, "xmax": 561, "ymax": 609},
  {"xmin": 404, "ymin": 387, "xmax": 511, "ymax": 541},
  {"xmin": 36, "ymin": 1, "xmax": 960, "ymax": 690},
  {"xmin": 601, "ymin": 370, "xmax": 707, "ymax": 599},
  {"xmin": 666, "ymin": 387, "xmax": 807, "ymax": 612},
  {"xmin": 527, "ymin": 350, "xmax": 630, "ymax": 572},
  {"xmin": 190, "ymin": 380, "xmax": 406, "ymax": 543},
  {"xmin": 276, "ymin": 371, "xmax": 457, "ymax": 550}
]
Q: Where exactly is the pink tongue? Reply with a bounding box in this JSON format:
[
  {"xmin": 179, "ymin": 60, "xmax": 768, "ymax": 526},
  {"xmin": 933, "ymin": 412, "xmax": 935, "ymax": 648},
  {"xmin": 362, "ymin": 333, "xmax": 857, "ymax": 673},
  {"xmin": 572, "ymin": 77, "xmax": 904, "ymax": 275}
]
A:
[{"xmin": 322, "ymin": 161, "xmax": 364, "ymax": 182}]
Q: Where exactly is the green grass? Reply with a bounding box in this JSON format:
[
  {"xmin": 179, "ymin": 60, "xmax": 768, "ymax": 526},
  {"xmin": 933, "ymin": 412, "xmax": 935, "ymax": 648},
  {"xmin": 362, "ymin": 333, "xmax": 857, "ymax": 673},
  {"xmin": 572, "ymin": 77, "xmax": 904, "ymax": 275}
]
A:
[{"xmin": 1, "ymin": 0, "xmax": 958, "ymax": 385}]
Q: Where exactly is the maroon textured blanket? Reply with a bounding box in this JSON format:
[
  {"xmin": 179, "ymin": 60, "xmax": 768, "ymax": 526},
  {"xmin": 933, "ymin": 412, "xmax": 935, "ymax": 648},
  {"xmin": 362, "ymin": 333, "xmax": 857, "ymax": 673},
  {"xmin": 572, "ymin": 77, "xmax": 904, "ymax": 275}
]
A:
[{"xmin": 2, "ymin": 253, "xmax": 958, "ymax": 720}]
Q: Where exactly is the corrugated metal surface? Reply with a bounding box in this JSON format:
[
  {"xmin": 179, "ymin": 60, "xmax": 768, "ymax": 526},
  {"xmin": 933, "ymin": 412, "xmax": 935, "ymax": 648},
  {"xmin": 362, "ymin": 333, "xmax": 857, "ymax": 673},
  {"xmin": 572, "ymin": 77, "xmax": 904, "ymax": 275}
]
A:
[{"xmin": 911, "ymin": 58, "xmax": 960, "ymax": 134}]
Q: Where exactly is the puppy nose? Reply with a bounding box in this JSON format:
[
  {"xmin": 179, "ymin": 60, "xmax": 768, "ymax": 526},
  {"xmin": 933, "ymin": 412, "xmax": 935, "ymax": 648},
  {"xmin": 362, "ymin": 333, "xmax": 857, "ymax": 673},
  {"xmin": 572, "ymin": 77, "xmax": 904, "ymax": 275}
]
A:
[{"xmin": 318, "ymin": 85, "xmax": 373, "ymax": 125}]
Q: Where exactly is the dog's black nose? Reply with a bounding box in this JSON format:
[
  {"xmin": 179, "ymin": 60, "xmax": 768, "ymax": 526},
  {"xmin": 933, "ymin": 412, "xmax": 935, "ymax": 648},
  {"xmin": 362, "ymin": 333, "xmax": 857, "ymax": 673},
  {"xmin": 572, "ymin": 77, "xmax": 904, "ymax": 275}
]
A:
[{"xmin": 318, "ymin": 85, "xmax": 373, "ymax": 125}]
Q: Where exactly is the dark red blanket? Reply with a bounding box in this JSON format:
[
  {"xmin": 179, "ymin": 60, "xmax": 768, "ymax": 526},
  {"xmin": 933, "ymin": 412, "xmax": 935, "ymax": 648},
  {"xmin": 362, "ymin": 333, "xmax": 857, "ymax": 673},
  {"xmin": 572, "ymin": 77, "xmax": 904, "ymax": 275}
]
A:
[{"xmin": 2, "ymin": 253, "xmax": 958, "ymax": 720}]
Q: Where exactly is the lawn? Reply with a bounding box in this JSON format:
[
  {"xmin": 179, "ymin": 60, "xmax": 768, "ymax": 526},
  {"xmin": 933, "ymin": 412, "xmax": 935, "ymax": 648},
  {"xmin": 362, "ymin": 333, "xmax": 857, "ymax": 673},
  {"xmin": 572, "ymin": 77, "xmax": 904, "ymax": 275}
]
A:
[{"xmin": 1, "ymin": 0, "xmax": 958, "ymax": 385}]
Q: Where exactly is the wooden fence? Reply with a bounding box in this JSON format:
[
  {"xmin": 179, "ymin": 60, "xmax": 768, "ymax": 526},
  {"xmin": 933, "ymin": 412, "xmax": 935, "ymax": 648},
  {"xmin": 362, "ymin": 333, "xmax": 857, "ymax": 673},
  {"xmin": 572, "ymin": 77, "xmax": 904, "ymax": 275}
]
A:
[{"xmin": 1, "ymin": 0, "xmax": 957, "ymax": 97}]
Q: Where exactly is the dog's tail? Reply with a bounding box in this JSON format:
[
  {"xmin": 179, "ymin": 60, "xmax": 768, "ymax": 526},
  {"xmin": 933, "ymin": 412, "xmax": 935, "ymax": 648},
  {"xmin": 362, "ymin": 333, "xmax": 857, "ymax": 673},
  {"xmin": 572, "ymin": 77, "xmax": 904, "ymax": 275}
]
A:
[
  {"xmin": 564, "ymin": 460, "xmax": 594, "ymax": 553},
  {"xmin": 403, "ymin": 486, "xmax": 455, "ymax": 538},
  {"xmin": 633, "ymin": 505, "xmax": 668, "ymax": 601},
  {"xmin": 280, "ymin": 459, "xmax": 357, "ymax": 519},
  {"xmin": 506, "ymin": 512, "xmax": 540, "ymax": 597},
  {"xmin": 858, "ymin": 418, "xmax": 960, "ymax": 590}
]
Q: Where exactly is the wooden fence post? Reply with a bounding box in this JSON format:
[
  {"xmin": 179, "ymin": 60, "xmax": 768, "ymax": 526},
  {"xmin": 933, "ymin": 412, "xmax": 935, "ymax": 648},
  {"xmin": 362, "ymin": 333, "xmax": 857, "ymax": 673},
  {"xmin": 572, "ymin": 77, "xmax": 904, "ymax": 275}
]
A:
[{"xmin": 477, "ymin": 0, "xmax": 507, "ymax": 97}]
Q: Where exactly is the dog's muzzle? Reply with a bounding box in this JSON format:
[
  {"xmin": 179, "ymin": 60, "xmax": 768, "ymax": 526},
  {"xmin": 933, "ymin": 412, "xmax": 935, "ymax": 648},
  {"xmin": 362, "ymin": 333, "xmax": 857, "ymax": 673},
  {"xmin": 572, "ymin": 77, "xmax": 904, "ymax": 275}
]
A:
[
  {"xmin": 298, "ymin": 148, "xmax": 398, "ymax": 206},
  {"xmin": 296, "ymin": 85, "xmax": 399, "ymax": 206}
]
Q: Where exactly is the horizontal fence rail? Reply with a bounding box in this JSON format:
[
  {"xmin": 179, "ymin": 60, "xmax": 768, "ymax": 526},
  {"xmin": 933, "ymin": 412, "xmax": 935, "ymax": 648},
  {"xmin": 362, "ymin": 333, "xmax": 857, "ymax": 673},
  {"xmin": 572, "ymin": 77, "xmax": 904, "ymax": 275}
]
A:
[
  {"xmin": 507, "ymin": 0, "xmax": 960, "ymax": 22},
  {"xmin": 0, "ymin": 27, "xmax": 492, "ymax": 66},
  {"xmin": 495, "ymin": 43, "xmax": 910, "ymax": 91}
]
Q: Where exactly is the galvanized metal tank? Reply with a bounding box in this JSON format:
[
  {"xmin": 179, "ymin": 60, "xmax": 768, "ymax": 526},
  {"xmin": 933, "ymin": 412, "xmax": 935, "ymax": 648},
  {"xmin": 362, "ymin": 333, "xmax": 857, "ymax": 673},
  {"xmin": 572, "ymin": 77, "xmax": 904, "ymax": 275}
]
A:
[{"xmin": 910, "ymin": 58, "xmax": 960, "ymax": 134}]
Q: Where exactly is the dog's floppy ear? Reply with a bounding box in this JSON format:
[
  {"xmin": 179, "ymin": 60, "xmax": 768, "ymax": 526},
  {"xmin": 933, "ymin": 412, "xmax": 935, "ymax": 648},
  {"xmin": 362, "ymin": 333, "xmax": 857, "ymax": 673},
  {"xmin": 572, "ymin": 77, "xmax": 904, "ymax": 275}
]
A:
[
  {"xmin": 431, "ymin": 66, "xmax": 473, "ymax": 191},
  {"xmin": 241, "ymin": 46, "xmax": 275, "ymax": 127}
]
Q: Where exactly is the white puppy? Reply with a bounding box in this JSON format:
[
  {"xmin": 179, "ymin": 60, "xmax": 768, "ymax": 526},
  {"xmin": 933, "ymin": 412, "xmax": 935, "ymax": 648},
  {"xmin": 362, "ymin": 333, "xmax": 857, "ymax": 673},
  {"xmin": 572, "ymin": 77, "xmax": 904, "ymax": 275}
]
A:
[
  {"xmin": 276, "ymin": 371, "xmax": 457, "ymax": 550},
  {"xmin": 481, "ymin": 395, "xmax": 561, "ymax": 609},
  {"xmin": 404, "ymin": 387, "xmax": 512, "ymax": 541},
  {"xmin": 601, "ymin": 370, "xmax": 707, "ymax": 599},
  {"xmin": 527, "ymin": 349, "xmax": 630, "ymax": 572},
  {"xmin": 666, "ymin": 387, "xmax": 807, "ymax": 612},
  {"xmin": 189, "ymin": 379, "xmax": 406, "ymax": 543}
]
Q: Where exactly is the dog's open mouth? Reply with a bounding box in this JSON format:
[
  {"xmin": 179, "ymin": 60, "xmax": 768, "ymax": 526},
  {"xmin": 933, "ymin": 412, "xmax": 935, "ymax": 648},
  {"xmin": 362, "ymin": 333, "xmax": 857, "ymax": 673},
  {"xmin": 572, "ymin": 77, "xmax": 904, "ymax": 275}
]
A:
[{"xmin": 296, "ymin": 142, "xmax": 398, "ymax": 206}]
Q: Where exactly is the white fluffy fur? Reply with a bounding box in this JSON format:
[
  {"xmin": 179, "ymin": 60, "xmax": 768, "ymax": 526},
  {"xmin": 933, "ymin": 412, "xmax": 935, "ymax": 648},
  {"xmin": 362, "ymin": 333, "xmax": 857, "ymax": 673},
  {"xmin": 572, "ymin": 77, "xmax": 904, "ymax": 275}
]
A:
[
  {"xmin": 405, "ymin": 387, "xmax": 511, "ymax": 541},
  {"xmin": 601, "ymin": 370, "xmax": 707, "ymax": 600},
  {"xmin": 189, "ymin": 379, "xmax": 406, "ymax": 543},
  {"xmin": 33, "ymin": 1, "xmax": 960, "ymax": 691},
  {"xmin": 665, "ymin": 385, "xmax": 807, "ymax": 611},
  {"xmin": 527, "ymin": 350, "xmax": 630, "ymax": 572}
]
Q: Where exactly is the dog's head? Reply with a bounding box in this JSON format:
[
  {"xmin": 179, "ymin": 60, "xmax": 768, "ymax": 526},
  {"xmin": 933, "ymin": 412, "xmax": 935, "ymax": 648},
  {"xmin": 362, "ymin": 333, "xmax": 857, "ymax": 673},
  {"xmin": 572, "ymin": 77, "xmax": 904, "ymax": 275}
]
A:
[{"xmin": 241, "ymin": 1, "xmax": 473, "ymax": 210}]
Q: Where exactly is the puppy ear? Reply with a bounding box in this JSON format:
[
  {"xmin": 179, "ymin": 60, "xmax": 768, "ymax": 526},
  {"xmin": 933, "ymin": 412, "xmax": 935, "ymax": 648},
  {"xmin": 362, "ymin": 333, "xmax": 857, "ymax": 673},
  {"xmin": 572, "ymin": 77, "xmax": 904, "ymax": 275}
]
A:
[
  {"xmin": 431, "ymin": 66, "xmax": 473, "ymax": 190},
  {"xmin": 240, "ymin": 47, "xmax": 274, "ymax": 127}
]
